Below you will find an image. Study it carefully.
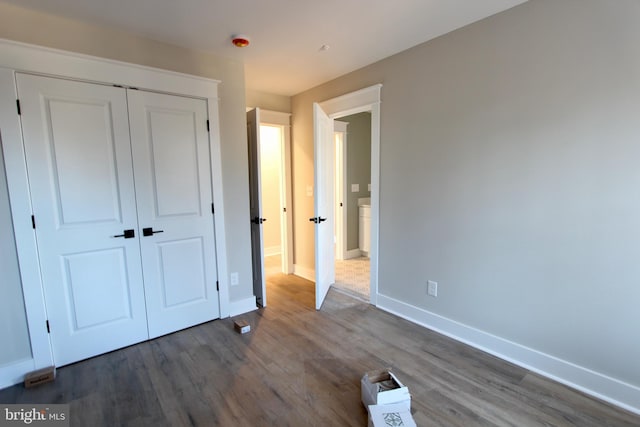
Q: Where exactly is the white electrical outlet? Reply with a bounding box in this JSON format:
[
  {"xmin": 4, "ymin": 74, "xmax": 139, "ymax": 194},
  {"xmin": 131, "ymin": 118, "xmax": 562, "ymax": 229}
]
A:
[
  {"xmin": 230, "ymin": 272, "xmax": 239, "ymax": 286},
  {"xmin": 427, "ymin": 280, "xmax": 438, "ymax": 297}
]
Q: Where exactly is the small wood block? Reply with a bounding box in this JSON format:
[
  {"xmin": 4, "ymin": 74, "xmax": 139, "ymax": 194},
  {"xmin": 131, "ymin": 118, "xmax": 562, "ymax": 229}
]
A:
[
  {"xmin": 234, "ymin": 319, "xmax": 250, "ymax": 334},
  {"xmin": 24, "ymin": 366, "xmax": 56, "ymax": 388}
]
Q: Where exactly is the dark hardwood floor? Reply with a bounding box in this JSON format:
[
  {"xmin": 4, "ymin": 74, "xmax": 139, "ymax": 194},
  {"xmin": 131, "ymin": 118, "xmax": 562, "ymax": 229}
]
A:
[{"xmin": 1, "ymin": 273, "xmax": 639, "ymax": 426}]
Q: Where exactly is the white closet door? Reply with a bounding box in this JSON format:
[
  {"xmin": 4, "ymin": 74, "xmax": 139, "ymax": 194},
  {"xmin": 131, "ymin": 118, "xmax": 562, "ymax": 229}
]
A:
[
  {"xmin": 127, "ymin": 90, "xmax": 220, "ymax": 338},
  {"xmin": 16, "ymin": 74, "xmax": 149, "ymax": 366}
]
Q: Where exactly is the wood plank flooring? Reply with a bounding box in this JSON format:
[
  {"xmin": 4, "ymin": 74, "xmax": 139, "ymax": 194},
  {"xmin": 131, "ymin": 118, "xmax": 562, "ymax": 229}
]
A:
[{"xmin": 1, "ymin": 273, "xmax": 639, "ymax": 426}]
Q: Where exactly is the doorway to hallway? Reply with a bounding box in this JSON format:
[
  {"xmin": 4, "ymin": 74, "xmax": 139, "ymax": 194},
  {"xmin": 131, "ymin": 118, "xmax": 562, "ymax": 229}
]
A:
[{"xmin": 247, "ymin": 108, "xmax": 293, "ymax": 307}]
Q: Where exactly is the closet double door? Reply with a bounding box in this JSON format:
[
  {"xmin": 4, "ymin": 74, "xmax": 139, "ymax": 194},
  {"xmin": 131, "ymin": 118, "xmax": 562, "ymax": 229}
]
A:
[{"xmin": 17, "ymin": 74, "xmax": 220, "ymax": 366}]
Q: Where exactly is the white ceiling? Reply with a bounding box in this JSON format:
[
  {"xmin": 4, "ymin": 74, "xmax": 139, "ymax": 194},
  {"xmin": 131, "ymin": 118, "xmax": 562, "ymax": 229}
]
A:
[{"xmin": 2, "ymin": 0, "xmax": 527, "ymax": 96}]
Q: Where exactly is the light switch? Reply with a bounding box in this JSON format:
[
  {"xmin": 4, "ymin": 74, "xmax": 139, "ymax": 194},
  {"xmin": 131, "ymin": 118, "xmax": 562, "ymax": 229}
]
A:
[
  {"xmin": 351, "ymin": 184, "xmax": 359, "ymax": 192},
  {"xmin": 306, "ymin": 185, "xmax": 313, "ymax": 197},
  {"xmin": 368, "ymin": 183, "xmax": 371, "ymax": 191}
]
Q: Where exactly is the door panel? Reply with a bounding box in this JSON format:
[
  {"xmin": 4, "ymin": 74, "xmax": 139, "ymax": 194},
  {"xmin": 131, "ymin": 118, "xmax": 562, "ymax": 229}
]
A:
[
  {"xmin": 247, "ymin": 108, "xmax": 266, "ymax": 307},
  {"xmin": 48, "ymin": 99, "xmax": 124, "ymax": 225},
  {"xmin": 127, "ymin": 90, "xmax": 219, "ymax": 339},
  {"xmin": 16, "ymin": 74, "xmax": 148, "ymax": 366},
  {"xmin": 156, "ymin": 237, "xmax": 207, "ymax": 307},
  {"xmin": 146, "ymin": 109, "xmax": 201, "ymax": 218},
  {"xmin": 63, "ymin": 248, "xmax": 134, "ymax": 329},
  {"xmin": 313, "ymin": 103, "xmax": 335, "ymax": 310}
]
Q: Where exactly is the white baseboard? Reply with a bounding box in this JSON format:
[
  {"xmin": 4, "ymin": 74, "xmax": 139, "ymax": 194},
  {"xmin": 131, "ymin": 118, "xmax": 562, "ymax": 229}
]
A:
[
  {"xmin": 0, "ymin": 357, "xmax": 35, "ymax": 389},
  {"xmin": 293, "ymin": 264, "xmax": 315, "ymax": 282},
  {"xmin": 264, "ymin": 246, "xmax": 281, "ymax": 257},
  {"xmin": 345, "ymin": 249, "xmax": 362, "ymax": 260},
  {"xmin": 376, "ymin": 294, "xmax": 640, "ymax": 415},
  {"xmin": 228, "ymin": 296, "xmax": 258, "ymax": 317}
]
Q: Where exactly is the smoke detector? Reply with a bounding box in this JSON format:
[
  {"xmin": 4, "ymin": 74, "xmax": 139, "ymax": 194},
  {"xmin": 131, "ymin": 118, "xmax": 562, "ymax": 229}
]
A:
[{"xmin": 231, "ymin": 35, "xmax": 250, "ymax": 48}]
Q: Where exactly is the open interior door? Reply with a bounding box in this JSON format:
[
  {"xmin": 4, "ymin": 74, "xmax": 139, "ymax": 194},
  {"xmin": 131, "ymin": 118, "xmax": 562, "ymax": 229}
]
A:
[
  {"xmin": 312, "ymin": 103, "xmax": 335, "ymax": 310},
  {"xmin": 247, "ymin": 108, "xmax": 266, "ymax": 307}
]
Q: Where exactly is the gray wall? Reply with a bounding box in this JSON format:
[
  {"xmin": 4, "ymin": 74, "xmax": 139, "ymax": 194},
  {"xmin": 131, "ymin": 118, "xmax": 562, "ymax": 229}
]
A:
[
  {"xmin": 246, "ymin": 90, "xmax": 291, "ymax": 113},
  {"xmin": 292, "ymin": 0, "xmax": 640, "ymax": 391},
  {"xmin": 342, "ymin": 112, "xmax": 371, "ymax": 251},
  {"xmin": 0, "ymin": 2, "xmax": 253, "ymax": 368}
]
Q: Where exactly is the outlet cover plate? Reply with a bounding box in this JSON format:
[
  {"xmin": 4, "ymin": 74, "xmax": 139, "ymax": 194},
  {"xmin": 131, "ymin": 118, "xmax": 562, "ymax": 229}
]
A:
[{"xmin": 427, "ymin": 280, "xmax": 438, "ymax": 297}]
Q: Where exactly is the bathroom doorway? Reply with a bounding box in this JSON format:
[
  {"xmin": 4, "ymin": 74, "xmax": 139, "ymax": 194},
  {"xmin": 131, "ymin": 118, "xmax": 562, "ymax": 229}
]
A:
[
  {"xmin": 333, "ymin": 113, "xmax": 371, "ymax": 301},
  {"xmin": 312, "ymin": 84, "xmax": 381, "ymax": 308}
]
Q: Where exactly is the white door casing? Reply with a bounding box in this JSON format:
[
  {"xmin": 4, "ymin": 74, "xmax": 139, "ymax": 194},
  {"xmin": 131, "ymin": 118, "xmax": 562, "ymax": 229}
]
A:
[
  {"xmin": 334, "ymin": 121, "xmax": 348, "ymax": 261},
  {"xmin": 313, "ymin": 103, "xmax": 335, "ymax": 310},
  {"xmin": 16, "ymin": 74, "xmax": 149, "ymax": 366},
  {"xmin": 0, "ymin": 39, "xmax": 228, "ymax": 385},
  {"xmin": 247, "ymin": 108, "xmax": 266, "ymax": 307},
  {"xmin": 16, "ymin": 74, "xmax": 222, "ymax": 366},
  {"xmin": 128, "ymin": 90, "xmax": 220, "ymax": 338}
]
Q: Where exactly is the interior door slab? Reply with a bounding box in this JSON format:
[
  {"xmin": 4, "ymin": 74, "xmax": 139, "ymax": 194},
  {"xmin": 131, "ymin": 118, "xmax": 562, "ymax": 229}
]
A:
[
  {"xmin": 127, "ymin": 90, "xmax": 220, "ymax": 338},
  {"xmin": 313, "ymin": 103, "xmax": 336, "ymax": 310},
  {"xmin": 247, "ymin": 108, "xmax": 266, "ymax": 308},
  {"xmin": 16, "ymin": 73, "xmax": 148, "ymax": 366}
]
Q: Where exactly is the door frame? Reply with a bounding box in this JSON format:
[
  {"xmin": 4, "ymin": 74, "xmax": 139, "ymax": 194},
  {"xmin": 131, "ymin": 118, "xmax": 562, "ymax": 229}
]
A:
[
  {"xmin": 334, "ymin": 121, "xmax": 348, "ymax": 261},
  {"xmin": 0, "ymin": 39, "xmax": 229, "ymax": 386},
  {"xmin": 260, "ymin": 110, "xmax": 294, "ymax": 275},
  {"xmin": 318, "ymin": 84, "xmax": 382, "ymax": 305}
]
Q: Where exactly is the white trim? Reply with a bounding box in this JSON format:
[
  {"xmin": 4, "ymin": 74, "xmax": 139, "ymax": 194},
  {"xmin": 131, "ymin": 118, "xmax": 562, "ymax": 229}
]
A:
[
  {"xmin": 334, "ymin": 121, "xmax": 348, "ymax": 261},
  {"xmin": 293, "ymin": 264, "xmax": 315, "ymax": 282},
  {"xmin": 0, "ymin": 39, "xmax": 220, "ymax": 98},
  {"xmin": 319, "ymin": 84, "xmax": 382, "ymax": 306},
  {"xmin": 0, "ymin": 358, "xmax": 37, "ymax": 389},
  {"xmin": 345, "ymin": 249, "xmax": 363, "ymax": 260},
  {"xmin": 369, "ymin": 102, "xmax": 380, "ymax": 306},
  {"xmin": 229, "ymin": 297, "xmax": 258, "ymax": 317},
  {"xmin": 207, "ymin": 96, "xmax": 231, "ymax": 318},
  {"xmin": 264, "ymin": 246, "xmax": 282, "ymax": 257},
  {"xmin": 0, "ymin": 68, "xmax": 54, "ymax": 376},
  {"xmin": 319, "ymin": 84, "xmax": 382, "ymax": 117},
  {"xmin": 376, "ymin": 294, "xmax": 640, "ymax": 415}
]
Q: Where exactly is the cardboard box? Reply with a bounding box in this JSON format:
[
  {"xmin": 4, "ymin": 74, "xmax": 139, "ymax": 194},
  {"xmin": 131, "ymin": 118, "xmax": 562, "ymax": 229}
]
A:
[
  {"xmin": 368, "ymin": 403, "xmax": 417, "ymax": 427},
  {"xmin": 234, "ymin": 319, "xmax": 250, "ymax": 334},
  {"xmin": 361, "ymin": 369, "xmax": 411, "ymax": 410},
  {"xmin": 24, "ymin": 366, "xmax": 56, "ymax": 388}
]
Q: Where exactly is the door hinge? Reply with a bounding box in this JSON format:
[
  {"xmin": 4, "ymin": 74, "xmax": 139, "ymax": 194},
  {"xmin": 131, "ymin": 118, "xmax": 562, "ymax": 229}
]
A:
[
  {"xmin": 211, "ymin": 203, "xmax": 215, "ymax": 215},
  {"xmin": 16, "ymin": 99, "xmax": 21, "ymax": 115},
  {"xmin": 31, "ymin": 215, "xmax": 36, "ymax": 229},
  {"xmin": 206, "ymin": 120, "xmax": 210, "ymax": 132},
  {"xmin": 46, "ymin": 320, "xmax": 50, "ymax": 333},
  {"xmin": 216, "ymin": 281, "xmax": 219, "ymax": 291}
]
